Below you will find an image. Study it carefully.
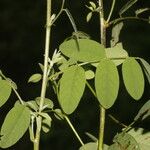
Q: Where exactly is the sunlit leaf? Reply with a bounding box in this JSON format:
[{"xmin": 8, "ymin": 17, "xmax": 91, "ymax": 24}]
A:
[
  {"xmin": 106, "ymin": 43, "xmax": 128, "ymax": 66},
  {"xmin": 95, "ymin": 59, "xmax": 119, "ymax": 109},
  {"xmin": 59, "ymin": 39, "xmax": 106, "ymax": 62},
  {"xmin": 128, "ymin": 128, "xmax": 150, "ymax": 150},
  {"xmin": 28, "ymin": 73, "xmax": 42, "ymax": 83},
  {"xmin": 0, "ymin": 80, "xmax": 12, "ymax": 107},
  {"xmin": 134, "ymin": 100, "xmax": 150, "ymax": 121},
  {"xmin": 111, "ymin": 22, "xmax": 124, "ymax": 47},
  {"xmin": 0, "ymin": 104, "xmax": 30, "ymax": 148},
  {"xmin": 59, "ymin": 65, "xmax": 86, "ymax": 114},
  {"xmin": 122, "ymin": 58, "xmax": 144, "ymax": 100}
]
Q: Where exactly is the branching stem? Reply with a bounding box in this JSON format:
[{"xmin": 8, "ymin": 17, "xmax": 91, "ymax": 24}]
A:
[{"xmin": 34, "ymin": 0, "xmax": 52, "ymax": 150}]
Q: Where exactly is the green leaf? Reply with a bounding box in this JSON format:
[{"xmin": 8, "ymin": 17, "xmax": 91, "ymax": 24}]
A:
[
  {"xmin": 0, "ymin": 80, "xmax": 12, "ymax": 107},
  {"xmin": 111, "ymin": 22, "xmax": 124, "ymax": 47},
  {"xmin": 0, "ymin": 104, "xmax": 30, "ymax": 148},
  {"xmin": 95, "ymin": 59, "xmax": 119, "ymax": 109},
  {"xmin": 40, "ymin": 113, "xmax": 52, "ymax": 133},
  {"xmin": 54, "ymin": 109, "xmax": 64, "ymax": 120},
  {"xmin": 128, "ymin": 128, "xmax": 150, "ymax": 150},
  {"xmin": 139, "ymin": 58, "xmax": 150, "ymax": 85},
  {"xmin": 79, "ymin": 142, "xmax": 109, "ymax": 150},
  {"xmin": 28, "ymin": 73, "xmax": 42, "ymax": 83},
  {"xmin": 135, "ymin": 8, "xmax": 150, "ymax": 16},
  {"xmin": 59, "ymin": 39, "xmax": 106, "ymax": 62},
  {"xmin": 122, "ymin": 58, "xmax": 145, "ymax": 100},
  {"xmin": 86, "ymin": 12, "xmax": 93, "ymax": 22},
  {"xmin": 109, "ymin": 132, "xmax": 140, "ymax": 150},
  {"xmin": 105, "ymin": 43, "xmax": 128, "ymax": 66},
  {"xmin": 119, "ymin": 0, "xmax": 138, "ymax": 16},
  {"xmin": 134, "ymin": 100, "xmax": 150, "ymax": 121},
  {"xmin": 59, "ymin": 65, "xmax": 86, "ymax": 114},
  {"xmin": 26, "ymin": 100, "xmax": 39, "ymax": 111},
  {"xmin": 35, "ymin": 97, "xmax": 54, "ymax": 110},
  {"xmin": 79, "ymin": 142, "xmax": 97, "ymax": 150},
  {"xmin": 85, "ymin": 69, "xmax": 95, "ymax": 80}
]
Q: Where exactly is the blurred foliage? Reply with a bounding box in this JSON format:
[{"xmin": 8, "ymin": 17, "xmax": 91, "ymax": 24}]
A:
[{"xmin": 0, "ymin": 0, "xmax": 149, "ymax": 149}]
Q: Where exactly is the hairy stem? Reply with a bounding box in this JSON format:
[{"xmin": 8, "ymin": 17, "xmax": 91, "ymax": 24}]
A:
[
  {"xmin": 98, "ymin": 0, "xmax": 106, "ymax": 150},
  {"xmin": 34, "ymin": 0, "xmax": 52, "ymax": 150}
]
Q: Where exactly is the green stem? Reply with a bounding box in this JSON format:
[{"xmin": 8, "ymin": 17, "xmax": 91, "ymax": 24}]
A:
[
  {"xmin": 98, "ymin": 0, "xmax": 106, "ymax": 150},
  {"xmin": 106, "ymin": 0, "xmax": 116, "ymax": 23},
  {"xmin": 34, "ymin": 0, "xmax": 52, "ymax": 150},
  {"xmin": 64, "ymin": 116, "xmax": 84, "ymax": 147}
]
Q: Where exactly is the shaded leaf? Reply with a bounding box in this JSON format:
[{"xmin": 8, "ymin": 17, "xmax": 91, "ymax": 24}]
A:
[
  {"xmin": 109, "ymin": 132, "xmax": 140, "ymax": 150},
  {"xmin": 95, "ymin": 59, "xmax": 119, "ymax": 109},
  {"xmin": 28, "ymin": 73, "xmax": 42, "ymax": 83},
  {"xmin": 0, "ymin": 104, "xmax": 30, "ymax": 148},
  {"xmin": 40, "ymin": 113, "xmax": 52, "ymax": 133},
  {"xmin": 0, "ymin": 80, "xmax": 12, "ymax": 107},
  {"xmin": 128, "ymin": 128, "xmax": 150, "ymax": 150},
  {"xmin": 106, "ymin": 43, "xmax": 128, "ymax": 66},
  {"xmin": 135, "ymin": 8, "xmax": 150, "ymax": 16},
  {"xmin": 59, "ymin": 65, "xmax": 86, "ymax": 114},
  {"xmin": 119, "ymin": 0, "xmax": 138, "ymax": 16},
  {"xmin": 134, "ymin": 100, "xmax": 150, "ymax": 121},
  {"xmin": 111, "ymin": 22, "xmax": 124, "ymax": 47},
  {"xmin": 54, "ymin": 109, "xmax": 64, "ymax": 120},
  {"xmin": 122, "ymin": 58, "xmax": 145, "ymax": 100},
  {"xmin": 59, "ymin": 39, "xmax": 106, "ymax": 62},
  {"xmin": 139, "ymin": 58, "xmax": 150, "ymax": 85}
]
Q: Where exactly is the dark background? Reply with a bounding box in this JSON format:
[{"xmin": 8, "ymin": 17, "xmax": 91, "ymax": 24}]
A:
[{"xmin": 0, "ymin": 0, "xmax": 150, "ymax": 150}]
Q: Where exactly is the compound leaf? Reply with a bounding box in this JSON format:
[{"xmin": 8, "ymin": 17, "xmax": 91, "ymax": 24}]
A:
[
  {"xmin": 0, "ymin": 104, "xmax": 30, "ymax": 148},
  {"xmin": 59, "ymin": 65, "xmax": 86, "ymax": 114},
  {"xmin": 95, "ymin": 59, "xmax": 119, "ymax": 109}
]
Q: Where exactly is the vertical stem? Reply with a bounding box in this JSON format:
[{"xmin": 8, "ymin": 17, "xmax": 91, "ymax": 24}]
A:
[
  {"xmin": 33, "ymin": 0, "xmax": 52, "ymax": 150},
  {"xmin": 98, "ymin": 0, "xmax": 106, "ymax": 150}
]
